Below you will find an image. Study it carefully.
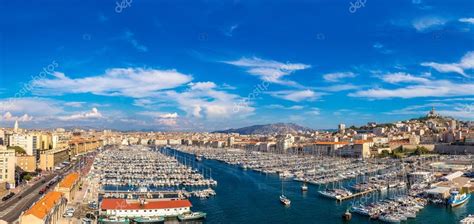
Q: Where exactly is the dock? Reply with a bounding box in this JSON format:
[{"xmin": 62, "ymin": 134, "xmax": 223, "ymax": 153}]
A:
[{"xmin": 336, "ymin": 189, "xmax": 376, "ymax": 202}]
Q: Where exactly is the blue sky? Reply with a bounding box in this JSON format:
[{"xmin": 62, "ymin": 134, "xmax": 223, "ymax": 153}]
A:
[{"xmin": 0, "ymin": 0, "xmax": 473, "ymax": 131}]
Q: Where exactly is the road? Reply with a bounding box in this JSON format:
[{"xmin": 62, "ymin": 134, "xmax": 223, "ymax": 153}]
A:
[{"xmin": 0, "ymin": 158, "xmax": 83, "ymax": 223}]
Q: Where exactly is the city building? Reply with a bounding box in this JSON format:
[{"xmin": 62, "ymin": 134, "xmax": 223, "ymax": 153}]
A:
[
  {"xmin": 276, "ymin": 134, "xmax": 294, "ymax": 153},
  {"xmin": 0, "ymin": 146, "xmax": 16, "ymax": 188},
  {"xmin": 338, "ymin": 123, "xmax": 346, "ymax": 134},
  {"xmin": 19, "ymin": 191, "xmax": 66, "ymax": 224},
  {"xmin": 16, "ymin": 155, "xmax": 36, "ymax": 173},
  {"xmin": 69, "ymin": 138, "xmax": 102, "ymax": 156},
  {"xmin": 55, "ymin": 172, "xmax": 81, "ymax": 201},
  {"xmin": 8, "ymin": 133, "xmax": 38, "ymax": 157},
  {"xmin": 39, "ymin": 148, "xmax": 69, "ymax": 171},
  {"xmin": 100, "ymin": 199, "xmax": 192, "ymax": 218},
  {"xmin": 305, "ymin": 142, "xmax": 349, "ymax": 155},
  {"xmin": 227, "ymin": 136, "xmax": 235, "ymax": 147}
]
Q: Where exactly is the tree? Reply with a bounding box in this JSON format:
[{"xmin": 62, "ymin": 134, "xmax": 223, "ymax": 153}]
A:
[
  {"xmin": 8, "ymin": 146, "xmax": 26, "ymax": 155},
  {"xmin": 22, "ymin": 174, "xmax": 32, "ymax": 181}
]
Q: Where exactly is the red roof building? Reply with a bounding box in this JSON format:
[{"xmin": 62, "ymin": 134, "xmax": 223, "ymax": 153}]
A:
[{"xmin": 100, "ymin": 199, "xmax": 192, "ymax": 218}]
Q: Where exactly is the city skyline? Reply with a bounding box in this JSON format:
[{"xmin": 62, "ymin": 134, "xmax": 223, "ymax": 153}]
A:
[{"xmin": 1, "ymin": 0, "xmax": 474, "ymax": 131}]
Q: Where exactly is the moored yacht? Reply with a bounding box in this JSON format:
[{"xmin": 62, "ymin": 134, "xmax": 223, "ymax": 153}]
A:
[
  {"xmin": 449, "ymin": 190, "xmax": 471, "ymax": 207},
  {"xmin": 280, "ymin": 195, "xmax": 291, "ymax": 206},
  {"xmin": 301, "ymin": 182, "xmax": 308, "ymax": 191}
]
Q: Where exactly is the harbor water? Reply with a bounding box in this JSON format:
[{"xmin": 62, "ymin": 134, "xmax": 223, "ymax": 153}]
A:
[
  {"xmin": 109, "ymin": 148, "xmax": 474, "ymax": 223},
  {"xmin": 173, "ymin": 150, "xmax": 474, "ymax": 224}
]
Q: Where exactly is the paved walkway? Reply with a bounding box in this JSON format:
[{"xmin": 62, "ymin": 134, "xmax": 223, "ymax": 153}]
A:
[{"xmin": 58, "ymin": 156, "xmax": 97, "ymax": 224}]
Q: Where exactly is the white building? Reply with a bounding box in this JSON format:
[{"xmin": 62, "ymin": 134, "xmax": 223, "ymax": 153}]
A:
[
  {"xmin": 167, "ymin": 139, "xmax": 181, "ymax": 145},
  {"xmin": 9, "ymin": 133, "xmax": 38, "ymax": 156},
  {"xmin": 0, "ymin": 146, "xmax": 16, "ymax": 188},
  {"xmin": 338, "ymin": 123, "xmax": 346, "ymax": 134},
  {"xmin": 276, "ymin": 134, "xmax": 294, "ymax": 153},
  {"xmin": 100, "ymin": 199, "xmax": 192, "ymax": 218}
]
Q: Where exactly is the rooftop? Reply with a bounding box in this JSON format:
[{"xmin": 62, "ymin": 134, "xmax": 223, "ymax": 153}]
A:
[
  {"xmin": 58, "ymin": 172, "xmax": 80, "ymax": 189},
  {"xmin": 23, "ymin": 191, "xmax": 63, "ymax": 219}
]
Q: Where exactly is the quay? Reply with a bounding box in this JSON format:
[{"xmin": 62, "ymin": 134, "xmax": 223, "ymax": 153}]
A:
[
  {"xmin": 336, "ymin": 189, "xmax": 376, "ymax": 202},
  {"xmin": 99, "ymin": 190, "xmax": 184, "ymax": 200}
]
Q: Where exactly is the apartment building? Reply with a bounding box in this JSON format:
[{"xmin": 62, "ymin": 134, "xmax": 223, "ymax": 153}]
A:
[{"xmin": 0, "ymin": 146, "xmax": 16, "ymax": 188}]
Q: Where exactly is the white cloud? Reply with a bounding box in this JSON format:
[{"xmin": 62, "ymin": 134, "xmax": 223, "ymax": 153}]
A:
[
  {"xmin": 1, "ymin": 112, "xmax": 33, "ymax": 122},
  {"xmin": 412, "ymin": 16, "xmax": 447, "ymax": 32},
  {"xmin": 372, "ymin": 43, "xmax": 393, "ymax": 54},
  {"xmin": 349, "ymin": 80, "xmax": 474, "ymax": 99},
  {"xmin": 223, "ymin": 57, "xmax": 310, "ymax": 86},
  {"xmin": 323, "ymin": 72, "xmax": 356, "ymax": 82},
  {"xmin": 153, "ymin": 82, "xmax": 255, "ymax": 120},
  {"xmin": 123, "ymin": 31, "xmax": 148, "ymax": 52},
  {"xmin": 265, "ymin": 104, "xmax": 304, "ymax": 110},
  {"xmin": 64, "ymin": 102, "xmax": 85, "ymax": 108},
  {"xmin": 421, "ymin": 51, "xmax": 474, "ymax": 77},
  {"xmin": 158, "ymin": 112, "xmax": 178, "ymax": 119},
  {"xmin": 459, "ymin": 18, "xmax": 474, "ymax": 24},
  {"xmin": 385, "ymin": 103, "xmax": 448, "ymax": 115},
  {"xmin": 421, "ymin": 62, "xmax": 467, "ymax": 77},
  {"xmin": 188, "ymin": 82, "xmax": 216, "ymax": 90},
  {"xmin": 438, "ymin": 106, "xmax": 474, "ymax": 119},
  {"xmin": 381, "ymin": 72, "xmax": 430, "ymax": 84},
  {"xmin": 224, "ymin": 24, "xmax": 239, "ymax": 37},
  {"xmin": 387, "ymin": 103, "xmax": 474, "ymax": 119},
  {"xmin": 0, "ymin": 97, "xmax": 64, "ymax": 116},
  {"xmin": 58, "ymin": 107, "xmax": 102, "ymax": 121},
  {"xmin": 306, "ymin": 108, "xmax": 321, "ymax": 116},
  {"xmin": 139, "ymin": 111, "xmax": 180, "ymax": 126},
  {"xmin": 32, "ymin": 68, "xmax": 193, "ymax": 98},
  {"xmin": 318, "ymin": 84, "xmax": 360, "ymax": 92},
  {"xmin": 269, "ymin": 90, "xmax": 320, "ymax": 102}
]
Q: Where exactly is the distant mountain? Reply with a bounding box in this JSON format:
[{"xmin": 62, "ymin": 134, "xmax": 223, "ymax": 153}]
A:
[{"xmin": 214, "ymin": 123, "xmax": 314, "ymax": 135}]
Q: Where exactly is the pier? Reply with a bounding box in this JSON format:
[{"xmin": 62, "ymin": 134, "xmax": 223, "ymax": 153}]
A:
[{"xmin": 336, "ymin": 189, "xmax": 377, "ymax": 202}]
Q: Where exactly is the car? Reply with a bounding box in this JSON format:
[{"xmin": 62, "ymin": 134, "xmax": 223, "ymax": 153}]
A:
[
  {"xmin": 66, "ymin": 208, "xmax": 75, "ymax": 213},
  {"xmin": 1, "ymin": 192, "xmax": 15, "ymax": 201},
  {"xmin": 82, "ymin": 218, "xmax": 93, "ymax": 224},
  {"xmin": 39, "ymin": 187, "xmax": 47, "ymax": 194},
  {"xmin": 88, "ymin": 201, "xmax": 98, "ymax": 209},
  {"xmin": 63, "ymin": 212, "xmax": 74, "ymax": 218}
]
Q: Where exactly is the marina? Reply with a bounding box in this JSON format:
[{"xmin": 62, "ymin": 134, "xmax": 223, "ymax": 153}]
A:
[
  {"xmin": 91, "ymin": 146, "xmax": 215, "ymax": 223},
  {"xmin": 168, "ymin": 148, "xmax": 474, "ymax": 223},
  {"xmin": 86, "ymin": 146, "xmax": 474, "ymax": 223}
]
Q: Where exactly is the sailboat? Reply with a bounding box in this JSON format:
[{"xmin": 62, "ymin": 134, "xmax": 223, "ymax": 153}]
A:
[
  {"xmin": 301, "ymin": 182, "xmax": 308, "ymax": 191},
  {"xmin": 280, "ymin": 181, "xmax": 291, "ymax": 206}
]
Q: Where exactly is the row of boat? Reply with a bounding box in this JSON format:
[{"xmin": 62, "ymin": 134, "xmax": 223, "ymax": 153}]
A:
[
  {"xmin": 92, "ymin": 146, "xmax": 217, "ymax": 190},
  {"xmin": 351, "ymin": 196, "xmax": 427, "ymax": 223},
  {"xmin": 99, "ymin": 212, "xmax": 207, "ymax": 224},
  {"xmin": 175, "ymin": 147, "xmax": 397, "ymax": 186}
]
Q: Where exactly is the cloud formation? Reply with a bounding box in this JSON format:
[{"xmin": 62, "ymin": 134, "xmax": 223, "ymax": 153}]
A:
[
  {"xmin": 412, "ymin": 16, "xmax": 447, "ymax": 32},
  {"xmin": 381, "ymin": 72, "xmax": 430, "ymax": 84},
  {"xmin": 58, "ymin": 108, "xmax": 103, "ymax": 121},
  {"xmin": 123, "ymin": 31, "xmax": 148, "ymax": 52},
  {"xmin": 459, "ymin": 18, "xmax": 474, "ymax": 24},
  {"xmin": 32, "ymin": 68, "xmax": 193, "ymax": 98},
  {"xmin": 223, "ymin": 57, "xmax": 310, "ymax": 86},
  {"xmin": 269, "ymin": 90, "xmax": 320, "ymax": 102},
  {"xmin": 421, "ymin": 51, "xmax": 474, "ymax": 77},
  {"xmin": 323, "ymin": 72, "xmax": 356, "ymax": 82},
  {"xmin": 350, "ymin": 79, "xmax": 474, "ymax": 99}
]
